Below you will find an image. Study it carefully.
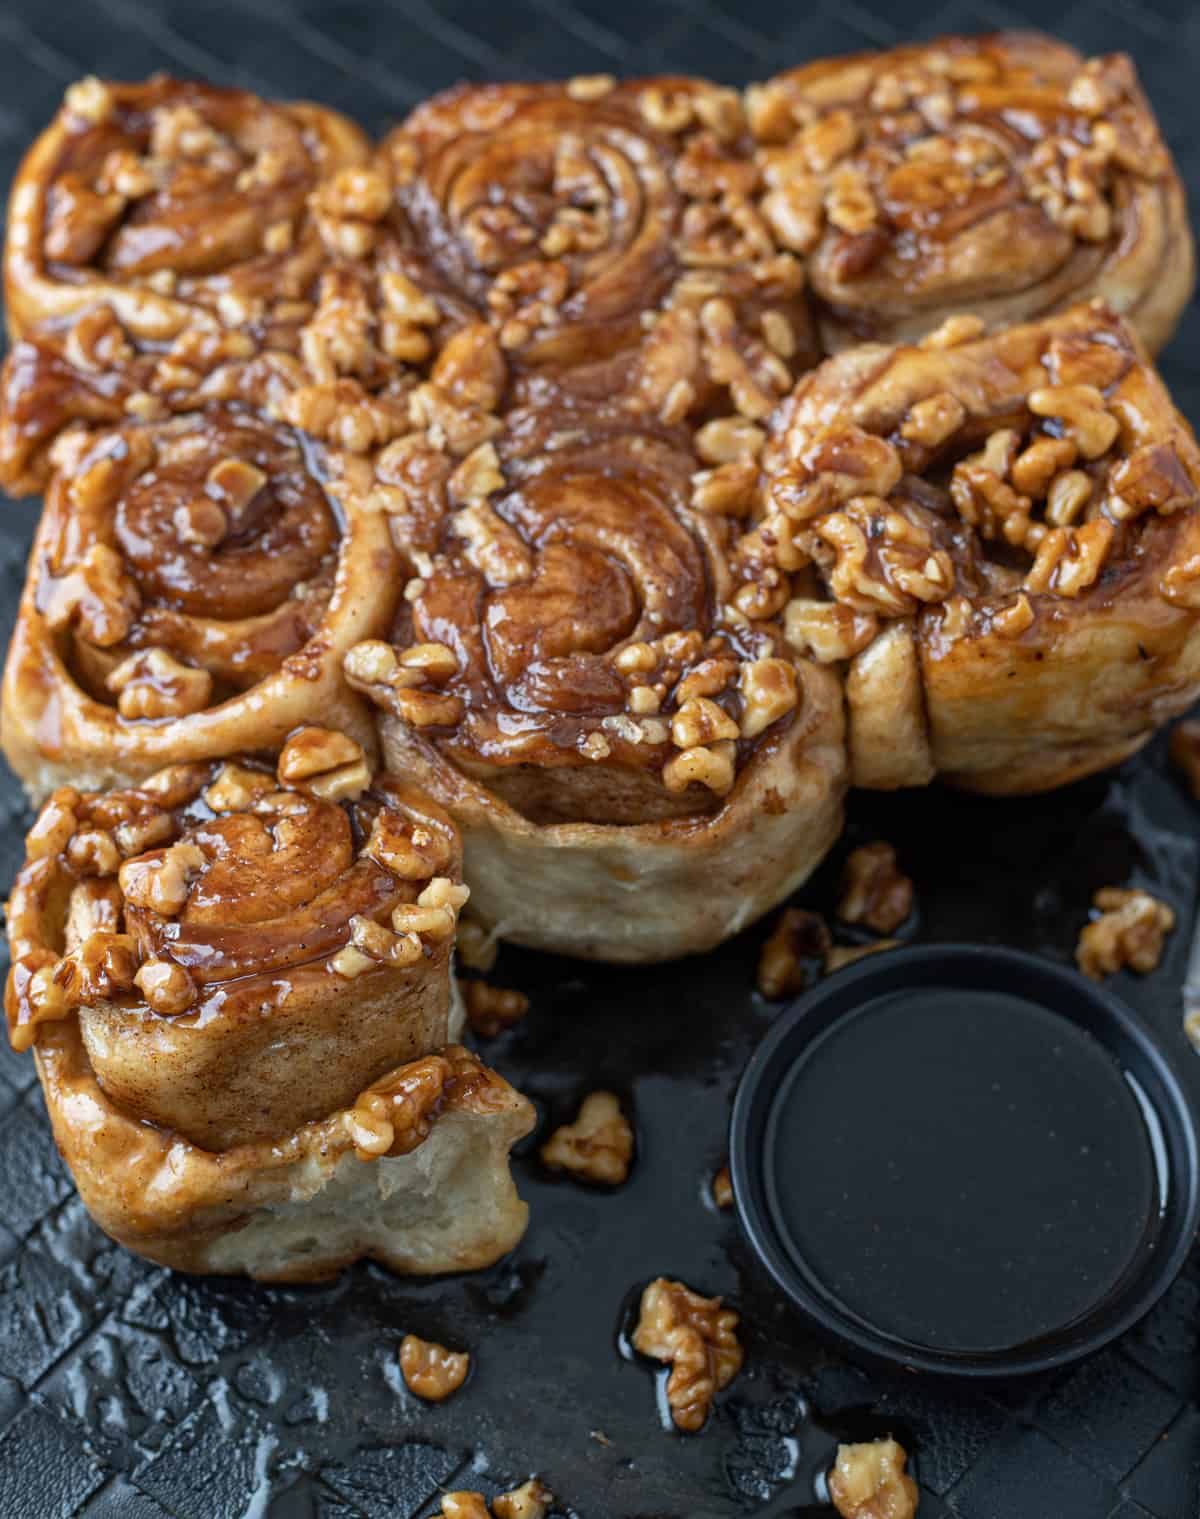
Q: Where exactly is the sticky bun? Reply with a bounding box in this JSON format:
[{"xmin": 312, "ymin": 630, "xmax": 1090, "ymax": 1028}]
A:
[
  {"xmin": 5, "ymin": 76, "xmax": 371, "ymax": 344},
  {"xmin": 343, "ymin": 382, "xmax": 845, "ymax": 963},
  {"xmin": 1, "ymin": 404, "xmax": 394, "ymax": 799},
  {"xmin": 748, "ymin": 34, "xmax": 1193, "ymax": 354},
  {"xmin": 762, "ymin": 301, "xmax": 1200, "ymax": 793},
  {"xmin": 5, "ymin": 733, "xmax": 533, "ymax": 1278}
]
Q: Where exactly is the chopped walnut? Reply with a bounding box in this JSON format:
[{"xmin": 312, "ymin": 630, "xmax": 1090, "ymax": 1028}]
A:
[
  {"xmin": 814, "ymin": 497, "xmax": 954, "ymax": 617},
  {"xmin": 541, "ymin": 1091, "xmax": 634, "ymax": 1186},
  {"xmin": 632, "ymin": 1278, "xmax": 743, "ymax": 1433},
  {"xmin": 342, "ymin": 1053, "xmax": 452, "ymax": 1159},
  {"xmin": 712, "ymin": 1164, "xmax": 733, "ymax": 1209},
  {"xmin": 399, "ymin": 1334, "xmax": 470, "ymax": 1402},
  {"xmin": 365, "ymin": 812, "xmax": 453, "ymax": 881},
  {"xmin": 463, "ymin": 979, "xmax": 530, "ymax": 1037},
  {"xmin": 784, "ymin": 599, "xmax": 879, "ymax": 664},
  {"xmin": 119, "ymin": 841, "xmax": 206, "ymax": 916},
  {"xmin": 671, "ymin": 695, "xmax": 739, "ymax": 749},
  {"xmin": 900, "ymin": 392, "xmax": 965, "ymax": 451},
  {"xmin": 25, "ymin": 789, "xmax": 82, "ymax": 861},
  {"xmin": 739, "ymin": 657, "xmax": 799, "ymax": 738},
  {"xmin": 277, "ymin": 727, "xmax": 371, "ymax": 801},
  {"xmin": 1023, "ymin": 519, "xmax": 1113, "ymax": 598},
  {"xmin": 493, "ymin": 1483, "xmax": 554, "ymax": 1519},
  {"xmin": 134, "ymin": 957, "xmax": 198, "ymax": 1015},
  {"xmin": 838, "ymin": 843, "xmax": 913, "ymax": 935},
  {"xmin": 829, "ymin": 1438, "xmax": 919, "ymax": 1519},
  {"xmin": 919, "ymin": 314, "xmax": 986, "ymax": 350},
  {"xmin": 106, "ymin": 648, "xmax": 213, "ymax": 720},
  {"xmin": 757, "ymin": 908, "xmax": 831, "ymax": 999},
  {"xmin": 43, "ymin": 542, "xmax": 140, "ymax": 649},
  {"xmin": 1076, "ymin": 888, "xmax": 1175, "ymax": 980},
  {"xmin": 1169, "ymin": 720, "xmax": 1200, "ymax": 798},
  {"xmin": 1027, "ymin": 384, "xmax": 1119, "ymax": 461},
  {"xmin": 662, "ymin": 741, "xmax": 737, "ymax": 797},
  {"xmin": 433, "ymin": 1484, "xmax": 553, "ymax": 1519}
]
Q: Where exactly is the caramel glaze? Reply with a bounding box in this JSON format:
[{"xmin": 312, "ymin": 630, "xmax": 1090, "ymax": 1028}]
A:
[
  {"xmin": 4, "ymin": 75, "xmax": 372, "ymax": 343},
  {"xmin": 34, "ymin": 407, "xmax": 335, "ymax": 704},
  {"xmin": 750, "ymin": 34, "xmax": 1194, "ymax": 354},
  {"xmin": 760, "ymin": 301, "xmax": 1200, "ymax": 794},
  {"xmin": 5, "ymin": 743, "xmax": 467, "ymax": 1148},
  {"xmin": 383, "ymin": 75, "xmax": 820, "ymax": 401}
]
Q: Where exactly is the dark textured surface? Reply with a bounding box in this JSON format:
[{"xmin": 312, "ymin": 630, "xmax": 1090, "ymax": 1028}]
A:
[{"xmin": 0, "ymin": 1, "xmax": 1198, "ymax": 1516}]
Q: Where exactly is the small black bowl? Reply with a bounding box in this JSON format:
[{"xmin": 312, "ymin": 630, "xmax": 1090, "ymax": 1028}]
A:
[{"xmin": 730, "ymin": 944, "xmax": 1200, "ymax": 1378}]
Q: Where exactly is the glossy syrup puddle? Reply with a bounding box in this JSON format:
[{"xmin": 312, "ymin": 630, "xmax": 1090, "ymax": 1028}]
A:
[{"xmin": 765, "ymin": 989, "xmax": 1162, "ymax": 1355}]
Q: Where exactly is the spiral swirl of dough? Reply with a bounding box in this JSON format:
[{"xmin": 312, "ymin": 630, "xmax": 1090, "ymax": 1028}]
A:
[
  {"xmin": 3, "ymin": 405, "xmax": 395, "ymax": 796},
  {"xmin": 5, "ymin": 75, "xmax": 372, "ymax": 343}
]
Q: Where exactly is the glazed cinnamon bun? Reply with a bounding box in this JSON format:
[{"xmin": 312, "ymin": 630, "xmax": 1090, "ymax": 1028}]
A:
[
  {"xmin": 5, "ymin": 736, "xmax": 533, "ymax": 1278},
  {"xmin": 1, "ymin": 405, "xmax": 394, "ymax": 799},
  {"xmin": 381, "ymin": 75, "xmax": 820, "ymax": 416},
  {"xmin": 343, "ymin": 385, "xmax": 845, "ymax": 963},
  {"xmin": 748, "ymin": 34, "xmax": 1194, "ymax": 354},
  {"xmin": 5, "ymin": 75, "xmax": 371, "ymax": 343},
  {"xmin": 761, "ymin": 301, "xmax": 1200, "ymax": 794}
]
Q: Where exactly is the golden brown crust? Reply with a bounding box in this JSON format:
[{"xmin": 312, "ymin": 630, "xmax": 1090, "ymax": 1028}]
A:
[
  {"xmin": 749, "ymin": 33, "xmax": 1194, "ymax": 353},
  {"xmin": 1, "ymin": 407, "xmax": 396, "ymax": 799},
  {"xmin": 35, "ymin": 1027, "xmax": 533, "ymax": 1278},
  {"xmin": 3, "ymin": 752, "xmax": 532, "ymax": 1282},
  {"xmin": 4, "ymin": 77, "xmax": 371, "ymax": 344},
  {"xmin": 761, "ymin": 300, "xmax": 1200, "ymax": 794},
  {"xmin": 371, "ymin": 654, "xmax": 844, "ymax": 962}
]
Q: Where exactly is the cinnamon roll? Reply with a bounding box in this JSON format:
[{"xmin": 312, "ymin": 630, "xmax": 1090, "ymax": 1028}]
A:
[
  {"xmin": 5, "ymin": 75, "xmax": 370, "ymax": 343},
  {"xmin": 343, "ymin": 390, "xmax": 845, "ymax": 963},
  {"xmin": 5, "ymin": 736, "xmax": 533, "ymax": 1279},
  {"xmin": 1, "ymin": 405, "xmax": 397, "ymax": 800},
  {"xmin": 381, "ymin": 75, "xmax": 820, "ymax": 416},
  {"xmin": 762, "ymin": 301, "xmax": 1200, "ymax": 794},
  {"xmin": 748, "ymin": 34, "xmax": 1193, "ymax": 354}
]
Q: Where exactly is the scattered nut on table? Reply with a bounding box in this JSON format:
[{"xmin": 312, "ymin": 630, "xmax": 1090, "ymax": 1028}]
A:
[
  {"xmin": 711, "ymin": 1164, "xmax": 733, "ymax": 1209},
  {"xmin": 828, "ymin": 1437, "xmax": 919, "ymax": 1519},
  {"xmin": 838, "ymin": 842, "xmax": 914, "ymax": 934},
  {"xmin": 461, "ymin": 978, "xmax": 530, "ymax": 1036},
  {"xmin": 1075, "ymin": 887, "xmax": 1175, "ymax": 979},
  {"xmin": 541, "ymin": 1091, "xmax": 634, "ymax": 1185},
  {"xmin": 432, "ymin": 1481, "xmax": 554, "ymax": 1519},
  {"xmin": 632, "ymin": 1276, "xmax": 743, "ymax": 1432},
  {"xmin": 399, "ymin": 1334, "xmax": 470, "ymax": 1402},
  {"xmin": 757, "ymin": 908, "xmax": 832, "ymax": 998}
]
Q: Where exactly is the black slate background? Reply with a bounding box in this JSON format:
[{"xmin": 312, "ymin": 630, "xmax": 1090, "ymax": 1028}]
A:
[{"xmin": 0, "ymin": 2, "xmax": 1200, "ymax": 1516}]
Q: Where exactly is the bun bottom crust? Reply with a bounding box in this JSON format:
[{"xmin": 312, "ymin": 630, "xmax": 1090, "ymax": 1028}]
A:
[
  {"xmin": 377, "ymin": 663, "xmax": 847, "ymax": 963},
  {"xmin": 35, "ymin": 1022, "xmax": 533, "ymax": 1282}
]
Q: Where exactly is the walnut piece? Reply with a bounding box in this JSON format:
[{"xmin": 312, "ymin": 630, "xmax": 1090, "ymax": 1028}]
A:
[
  {"xmin": 757, "ymin": 908, "xmax": 831, "ymax": 999},
  {"xmin": 632, "ymin": 1277, "xmax": 743, "ymax": 1433},
  {"xmin": 838, "ymin": 843, "xmax": 914, "ymax": 935},
  {"xmin": 712, "ymin": 1164, "xmax": 733, "ymax": 1209},
  {"xmin": 399, "ymin": 1334, "xmax": 470, "ymax": 1402},
  {"xmin": 462, "ymin": 979, "xmax": 530, "ymax": 1037},
  {"xmin": 1076, "ymin": 888, "xmax": 1175, "ymax": 980},
  {"xmin": 277, "ymin": 726, "xmax": 370, "ymax": 801},
  {"xmin": 541, "ymin": 1091, "xmax": 633, "ymax": 1186},
  {"xmin": 433, "ymin": 1482, "xmax": 553, "ymax": 1519},
  {"xmin": 829, "ymin": 1438, "xmax": 919, "ymax": 1519}
]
